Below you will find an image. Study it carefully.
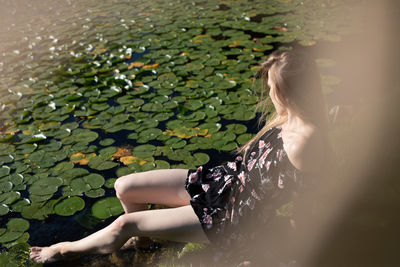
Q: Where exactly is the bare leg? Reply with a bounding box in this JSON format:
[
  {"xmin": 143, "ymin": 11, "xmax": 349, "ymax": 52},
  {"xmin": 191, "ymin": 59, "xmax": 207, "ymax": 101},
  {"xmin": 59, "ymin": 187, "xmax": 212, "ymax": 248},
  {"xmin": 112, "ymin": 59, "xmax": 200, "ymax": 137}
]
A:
[
  {"xmin": 30, "ymin": 206, "xmax": 209, "ymax": 263},
  {"xmin": 114, "ymin": 169, "xmax": 191, "ymax": 212},
  {"xmin": 114, "ymin": 169, "xmax": 191, "ymax": 248}
]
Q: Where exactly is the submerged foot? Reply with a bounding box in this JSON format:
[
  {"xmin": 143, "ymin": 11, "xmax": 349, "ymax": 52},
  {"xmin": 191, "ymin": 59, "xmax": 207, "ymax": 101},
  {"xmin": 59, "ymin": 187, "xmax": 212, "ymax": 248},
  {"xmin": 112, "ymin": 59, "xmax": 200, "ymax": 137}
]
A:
[
  {"xmin": 120, "ymin": 236, "xmax": 154, "ymax": 251},
  {"xmin": 30, "ymin": 242, "xmax": 70, "ymax": 263}
]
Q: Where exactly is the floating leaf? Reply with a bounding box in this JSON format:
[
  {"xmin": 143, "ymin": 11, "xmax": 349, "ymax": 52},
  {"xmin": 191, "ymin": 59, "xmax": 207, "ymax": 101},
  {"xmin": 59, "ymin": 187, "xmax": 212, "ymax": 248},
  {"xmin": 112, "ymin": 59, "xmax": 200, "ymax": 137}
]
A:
[
  {"xmin": 21, "ymin": 201, "xmax": 55, "ymax": 220},
  {"xmin": 0, "ymin": 204, "xmax": 9, "ymax": 216},
  {"xmin": 83, "ymin": 174, "xmax": 105, "ymax": 189},
  {"xmin": 0, "ymin": 166, "xmax": 11, "ymax": 178},
  {"xmin": 91, "ymin": 197, "xmax": 124, "ymax": 219},
  {"xmin": 99, "ymin": 138, "xmax": 115, "ymax": 146},
  {"xmin": 112, "ymin": 147, "xmax": 132, "ymax": 159},
  {"xmin": 164, "ymin": 126, "xmax": 208, "ymax": 139},
  {"xmin": 0, "ymin": 192, "xmax": 21, "ymax": 205},
  {"xmin": 132, "ymin": 145, "xmax": 156, "ymax": 158},
  {"xmin": 0, "ymin": 231, "xmax": 23, "ymax": 243},
  {"xmin": 226, "ymin": 124, "xmax": 247, "ymax": 134},
  {"xmin": 54, "ymin": 196, "xmax": 85, "ymax": 216},
  {"xmin": 7, "ymin": 218, "xmax": 30, "ymax": 232},
  {"xmin": 88, "ymin": 156, "xmax": 118, "ymax": 170},
  {"xmin": 29, "ymin": 177, "xmax": 63, "ymax": 196},
  {"xmin": 237, "ymin": 133, "xmax": 254, "ymax": 145},
  {"xmin": 85, "ymin": 188, "xmax": 105, "ymax": 198},
  {"xmin": 104, "ymin": 178, "xmax": 117, "ymax": 189}
]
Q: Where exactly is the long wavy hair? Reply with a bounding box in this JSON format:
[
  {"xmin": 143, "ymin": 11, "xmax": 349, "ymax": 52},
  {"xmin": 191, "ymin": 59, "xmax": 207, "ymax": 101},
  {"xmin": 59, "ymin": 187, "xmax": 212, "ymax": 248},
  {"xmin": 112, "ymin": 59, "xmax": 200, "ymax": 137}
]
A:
[{"xmin": 238, "ymin": 49, "xmax": 330, "ymax": 161}]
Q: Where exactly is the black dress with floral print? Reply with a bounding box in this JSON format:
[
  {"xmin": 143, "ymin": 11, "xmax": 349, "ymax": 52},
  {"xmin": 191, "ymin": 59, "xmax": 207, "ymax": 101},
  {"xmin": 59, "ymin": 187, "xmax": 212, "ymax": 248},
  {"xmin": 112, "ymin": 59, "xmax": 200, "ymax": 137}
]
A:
[{"xmin": 185, "ymin": 126, "xmax": 312, "ymax": 265}]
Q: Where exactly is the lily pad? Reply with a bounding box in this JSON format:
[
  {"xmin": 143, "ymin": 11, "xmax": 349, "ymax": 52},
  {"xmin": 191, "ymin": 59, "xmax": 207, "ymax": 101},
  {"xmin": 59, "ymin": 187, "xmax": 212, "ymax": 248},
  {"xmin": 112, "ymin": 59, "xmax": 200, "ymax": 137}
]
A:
[
  {"xmin": 54, "ymin": 196, "xmax": 85, "ymax": 216},
  {"xmin": 0, "ymin": 166, "xmax": 11, "ymax": 178},
  {"xmin": 83, "ymin": 173, "xmax": 105, "ymax": 189},
  {"xmin": 226, "ymin": 124, "xmax": 247, "ymax": 134},
  {"xmin": 85, "ymin": 188, "xmax": 105, "ymax": 198},
  {"xmin": 88, "ymin": 157, "xmax": 118, "ymax": 170},
  {"xmin": 91, "ymin": 197, "xmax": 124, "ymax": 219},
  {"xmin": 29, "ymin": 177, "xmax": 63, "ymax": 196},
  {"xmin": 21, "ymin": 200, "xmax": 55, "ymax": 220},
  {"xmin": 0, "ymin": 204, "xmax": 9, "ymax": 216},
  {"xmin": 104, "ymin": 178, "xmax": 117, "ymax": 189},
  {"xmin": 184, "ymin": 153, "xmax": 210, "ymax": 166},
  {"xmin": 237, "ymin": 133, "xmax": 254, "ymax": 145},
  {"xmin": 0, "ymin": 192, "xmax": 20, "ymax": 205},
  {"xmin": 99, "ymin": 138, "xmax": 115, "ymax": 146},
  {"xmin": 0, "ymin": 231, "xmax": 23, "ymax": 243},
  {"xmin": 7, "ymin": 218, "xmax": 30, "ymax": 232},
  {"xmin": 132, "ymin": 144, "xmax": 156, "ymax": 158}
]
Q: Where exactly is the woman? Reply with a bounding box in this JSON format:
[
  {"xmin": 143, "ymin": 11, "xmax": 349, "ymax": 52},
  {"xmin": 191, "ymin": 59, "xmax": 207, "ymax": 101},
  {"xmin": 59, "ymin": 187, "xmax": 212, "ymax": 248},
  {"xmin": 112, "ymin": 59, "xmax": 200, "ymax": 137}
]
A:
[{"xmin": 30, "ymin": 50, "xmax": 332, "ymax": 265}]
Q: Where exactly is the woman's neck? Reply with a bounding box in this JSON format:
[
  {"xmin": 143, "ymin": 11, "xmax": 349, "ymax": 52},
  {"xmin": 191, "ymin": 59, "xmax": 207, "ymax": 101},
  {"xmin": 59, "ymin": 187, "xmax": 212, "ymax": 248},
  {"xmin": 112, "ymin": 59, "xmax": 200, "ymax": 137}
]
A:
[{"xmin": 282, "ymin": 110, "xmax": 309, "ymax": 130}]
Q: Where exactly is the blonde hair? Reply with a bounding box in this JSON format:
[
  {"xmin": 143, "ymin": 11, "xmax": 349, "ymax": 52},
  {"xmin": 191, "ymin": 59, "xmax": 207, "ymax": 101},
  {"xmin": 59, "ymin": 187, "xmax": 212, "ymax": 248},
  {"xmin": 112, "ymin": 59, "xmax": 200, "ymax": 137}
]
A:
[{"xmin": 237, "ymin": 50, "xmax": 329, "ymax": 160}]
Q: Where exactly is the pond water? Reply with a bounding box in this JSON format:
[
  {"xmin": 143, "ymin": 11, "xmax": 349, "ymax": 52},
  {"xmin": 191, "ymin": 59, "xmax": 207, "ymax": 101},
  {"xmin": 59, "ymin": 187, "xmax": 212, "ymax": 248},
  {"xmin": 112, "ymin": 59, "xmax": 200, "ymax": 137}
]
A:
[{"xmin": 0, "ymin": 0, "xmax": 359, "ymax": 266}]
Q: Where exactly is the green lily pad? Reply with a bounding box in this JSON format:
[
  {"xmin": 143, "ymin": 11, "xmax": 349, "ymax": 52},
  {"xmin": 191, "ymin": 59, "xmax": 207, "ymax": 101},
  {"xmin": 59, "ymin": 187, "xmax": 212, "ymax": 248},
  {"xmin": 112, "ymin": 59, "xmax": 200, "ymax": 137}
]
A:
[
  {"xmin": 0, "ymin": 231, "xmax": 23, "ymax": 243},
  {"xmin": 220, "ymin": 142, "xmax": 238, "ymax": 151},
  {"xmin": 138, "ymin": 128, "xmax": 163, "ymax": 140},
  {"xmin": 237, "ymin": 133, "xmax": 254, "ymax": 145},
  {"xmin": 0, "ymin": 204, "xmax": 9, "ymax": 216},
  {"xmin": 64, "ymin": 129, "xmax": 99, "ymax": 144},
  {"xmin": 88, "ymin": 157, "xmax": 118, "ymax": 170},
  {"xmin": 184, "ymin": 153, "xmax": 210, "ymax": 166},
  {"xmin": 60, "ymin": 168, "xmax": 89, "ymax": 184},
  {"xmin": 7, "ymin": 218, "xmax": 30, "ymax": 232},
  {"xmin": 10, "ymin": 198, "xmax": 30, "ymax": 212},
  {"xmin": 54, "ymin": 196, "xmax": 85, "ymax": 216},
  {"xmin": 0, "ymin": 166, "xmax": 11, "ymax": 178},
  {"xmin": 132, "ymin": 144, "xmax": 156, "ymax": 158},
  {"xmin": 0, "ymin": 155, "xmax": 14, "ymax": 164},
  {"xmin": 0, "ymin": 181, "xmax": 13, "ymax": 192},
  {"xmin": 0, "ymin": 192, "xmax": 20, "ymax": 205},
  {"xmin": 99, "ymin": 146, "xmax": 117, "ymax": 159},
  {"xmin": 9, "ymin": 173, "xmax": 24, "ymax": 185},
  {"xmin": 83, "ymin": 173, "xmax": 105, "ymax": 189},
  {"xmin": 99, "ymin": 138, "xmax": 115, "ymax": 146},
  {"xmin": 85, "ymin": 188, "xmax": 105, "ymax": 198},
  {"xmin": 29, "ymin": 177, "xmax": 63, "ymax": 196},
  {"xmin": 198, "ymin": 122, "xmax": 222, "ymax": 133},
  {"xmin": 21, "ymin": 200, "xmax": 55, "ymax": 220},
  {"xmin": 18, "ymin": 133, "xmax": 47, "ymax": 144},
  {"xmin": 3, "ymin": 232, "xmax": 30, "ymax": 248},
  {"xmin": 0, "ymin": 134, "xmax": 15, "ymax": 143},
  {"xmin": 183, "ymin": 100, "xmax": 203, "ymax": 111},
  {"xmin": 226, "ymin": 124, "xmax": 247, "ymax": 134},
  {"xmin": 52, "ymin": 161, "xmax": 74, "ymax": 176},
  {"xmin": 154, "ymin": 160, "xmax": 170, "ymax": 169},
  {"xmin": 91, "ymin": 197, "xmax": 124, "ymax": 219},
  {"xmin": 116, "ymin": 167, "xmax": 133, "ymax": 177},
  {"xmin": 104, "ymin": 178, "xmax": 117, "ymax": 189}
]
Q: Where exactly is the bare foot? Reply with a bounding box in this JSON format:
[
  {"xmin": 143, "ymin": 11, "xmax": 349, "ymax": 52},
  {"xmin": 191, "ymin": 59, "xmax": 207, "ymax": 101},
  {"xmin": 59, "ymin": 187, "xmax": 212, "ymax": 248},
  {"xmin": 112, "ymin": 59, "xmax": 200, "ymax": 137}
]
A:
[
  {"xmin": 120, "ymin": 236, "xmax": 153, "ymax": 250},
  {"xmin": 30, "ymin": 242, "xmax": 71, "ymax": 263}
]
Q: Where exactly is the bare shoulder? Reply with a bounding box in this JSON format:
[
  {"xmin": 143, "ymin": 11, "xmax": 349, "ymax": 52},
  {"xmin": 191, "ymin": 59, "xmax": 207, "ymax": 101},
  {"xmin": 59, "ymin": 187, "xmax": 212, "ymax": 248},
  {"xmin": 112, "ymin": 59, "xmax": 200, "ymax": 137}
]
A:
[{"xmin": 282, "ymin": 126, "xmax": 325, "ymax": 173}]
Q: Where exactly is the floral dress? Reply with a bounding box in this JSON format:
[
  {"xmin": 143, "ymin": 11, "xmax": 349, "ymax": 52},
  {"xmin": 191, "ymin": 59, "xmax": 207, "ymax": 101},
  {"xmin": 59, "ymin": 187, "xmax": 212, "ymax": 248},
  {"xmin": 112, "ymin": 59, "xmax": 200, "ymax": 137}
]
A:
[{"xmin": 185, "ymin": 126, "xmax": 312, "ymax": 265}]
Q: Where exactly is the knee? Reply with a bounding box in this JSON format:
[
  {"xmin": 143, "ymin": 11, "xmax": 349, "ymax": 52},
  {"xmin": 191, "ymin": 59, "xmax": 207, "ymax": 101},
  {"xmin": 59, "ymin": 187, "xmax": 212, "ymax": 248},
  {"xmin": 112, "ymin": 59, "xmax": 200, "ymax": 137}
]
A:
[
  {"xmin": 114, "ymin": 173, "xmax": 139, "ymax": 200},
  {"xmin": 112, "ymin": 214, "xmax": 139, "ymax": 236}
]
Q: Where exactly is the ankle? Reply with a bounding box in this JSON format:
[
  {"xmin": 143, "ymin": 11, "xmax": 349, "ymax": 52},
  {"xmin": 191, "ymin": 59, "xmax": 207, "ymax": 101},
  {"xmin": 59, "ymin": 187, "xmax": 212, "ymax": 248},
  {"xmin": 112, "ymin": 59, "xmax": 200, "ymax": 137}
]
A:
[{"xmin": 52, "ymin": 242, "xmax": 71, "ymax": 257}]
